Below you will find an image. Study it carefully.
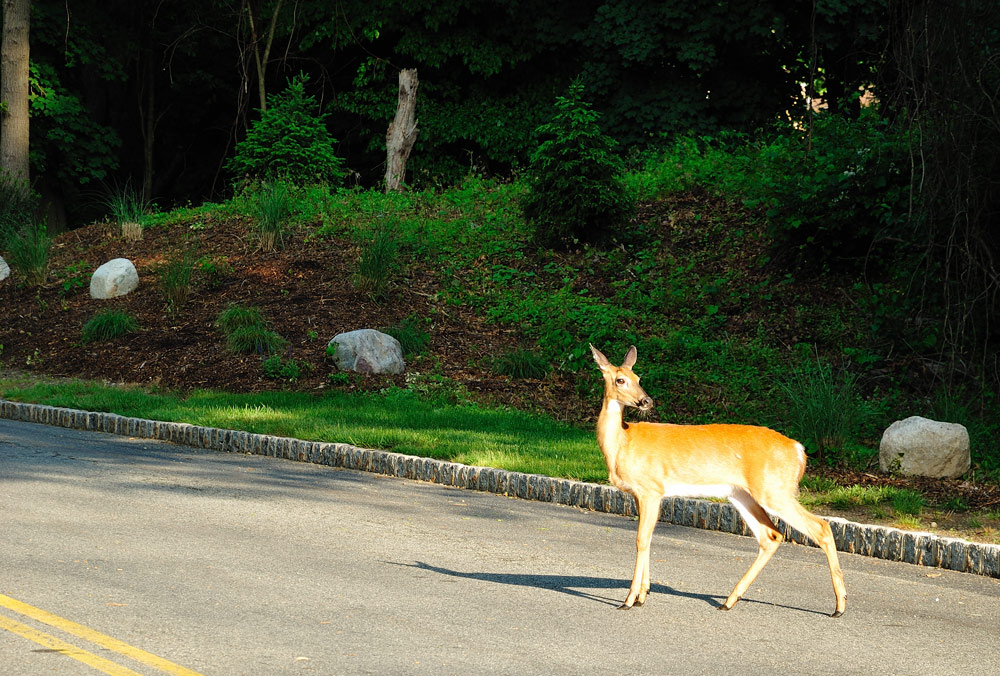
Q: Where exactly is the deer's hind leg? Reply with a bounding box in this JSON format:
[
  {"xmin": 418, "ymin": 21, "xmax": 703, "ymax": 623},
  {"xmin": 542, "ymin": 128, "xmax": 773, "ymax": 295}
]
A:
[
  {"xmin": 719, "ymin": 488, "xmax": 784, "ymax": 611},
  {"xmin": 768, "ymin": 497, "xmax": 847, "ymax": 618}
]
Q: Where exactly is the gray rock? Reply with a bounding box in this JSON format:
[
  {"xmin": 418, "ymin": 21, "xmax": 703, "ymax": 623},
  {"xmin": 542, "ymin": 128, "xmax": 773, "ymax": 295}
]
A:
[
  {"xmin": 0, "ymin": 255, "xmax": 9, "ymax": 281},
  {"xmin": 90, "ymin": 258, "xmax": 139, "ymax": 298},
  {"xmin": 879, "ymin": 415, "xmax": 971, "ymax": 479},
  {"xmin": 328, "ymin": 329, "xmax": 405, "ymax": 374}
]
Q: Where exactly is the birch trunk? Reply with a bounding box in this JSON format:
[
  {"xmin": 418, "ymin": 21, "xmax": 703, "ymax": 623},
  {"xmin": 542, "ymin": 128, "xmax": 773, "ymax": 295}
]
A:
[{"xmin": 385, "ymin": 68, "xmax": 418, "ymax": 192}]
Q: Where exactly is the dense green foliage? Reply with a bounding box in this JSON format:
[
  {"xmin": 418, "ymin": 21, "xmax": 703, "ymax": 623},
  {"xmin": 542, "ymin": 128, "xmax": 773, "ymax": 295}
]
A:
[
  {"xmin": 521, "ymin": 81, "xmax": 633, "ymax": 247},
  {"xmin": 17, "ymin": 0, "xmax": 894, "ymax": 210}
]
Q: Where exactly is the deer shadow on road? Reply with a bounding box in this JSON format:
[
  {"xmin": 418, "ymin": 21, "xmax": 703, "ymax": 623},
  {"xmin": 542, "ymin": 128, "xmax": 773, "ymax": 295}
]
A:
[{"xmin": 392, "ymin": 560, "xmax": 830, "ymax": 616}]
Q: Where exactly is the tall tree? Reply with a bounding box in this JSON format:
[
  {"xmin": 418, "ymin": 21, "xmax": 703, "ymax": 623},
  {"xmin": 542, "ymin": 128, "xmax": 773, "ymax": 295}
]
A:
[{"xmin": 1, "ymin": 0, "xmax": 31, "ymax": 184}]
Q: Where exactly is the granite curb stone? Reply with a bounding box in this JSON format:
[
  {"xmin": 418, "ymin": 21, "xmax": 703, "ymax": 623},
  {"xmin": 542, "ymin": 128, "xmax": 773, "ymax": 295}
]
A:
[{"xmin": 2, "ymin": 398, "xmax": 998, "ymax": 578}]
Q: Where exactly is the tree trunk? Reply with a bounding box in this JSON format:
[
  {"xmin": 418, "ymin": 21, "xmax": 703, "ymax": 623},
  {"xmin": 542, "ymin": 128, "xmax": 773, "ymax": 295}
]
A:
[
  {"xmin": 1, "ymin": 0, "xmax": 31, "ymax": 185},
  {"xmin": 385, "ymin": 68, "xmax": 418, "ymax": 192},
  {"xmin": 246, "ymin": 0, "xmax": 283, "ymax": 112}
]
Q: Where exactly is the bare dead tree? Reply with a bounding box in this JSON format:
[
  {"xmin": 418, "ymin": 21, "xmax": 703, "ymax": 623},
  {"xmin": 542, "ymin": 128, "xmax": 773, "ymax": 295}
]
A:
[{"xmin": 385, "ymin": 68, "xmax": 418, "ymax": 192}]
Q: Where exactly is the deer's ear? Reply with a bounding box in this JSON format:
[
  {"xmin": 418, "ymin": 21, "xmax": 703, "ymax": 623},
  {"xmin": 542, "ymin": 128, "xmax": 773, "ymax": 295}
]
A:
[
  {"xmin": 590, "ymin": 344, "xmax": 612, "ymax": 371},
  {"xmin": 623, "ymin": 345, "xmax": 637, "ymax": 369}
]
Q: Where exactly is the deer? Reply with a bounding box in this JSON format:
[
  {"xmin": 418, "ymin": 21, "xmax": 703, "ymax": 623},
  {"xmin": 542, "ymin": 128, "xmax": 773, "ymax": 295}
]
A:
[{"xmin": 589, "ymin": 344, "xmax": 847, "ymax": 617}]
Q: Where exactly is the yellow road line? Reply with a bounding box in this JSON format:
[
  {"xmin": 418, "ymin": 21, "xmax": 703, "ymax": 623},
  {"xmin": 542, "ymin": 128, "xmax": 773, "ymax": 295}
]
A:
[
  {"xmin": 0, "ymin": 593, "xmax": 205, "ymax": 676},
  {"xmin": 0, "ymin": 613, "xmax": 144, "ymax": 676}
]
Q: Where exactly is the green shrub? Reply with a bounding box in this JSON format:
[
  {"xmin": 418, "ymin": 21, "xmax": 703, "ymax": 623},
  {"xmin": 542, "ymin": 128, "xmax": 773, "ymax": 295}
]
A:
[
  {"xmin": 5, "ymin": 222, "xmax": 52, "ymax": 287},
  {"xmin": 382, "ymin": 315, "xmax": 430, "ymax": 356},
  {"xmin": 520, "ymin": 79, "xmax": 633, "ymax": 248},
  {"xmin": 251, "ymin": 180, "xmax": 292, "ymax": 252},
  {"xmin": 225, "ymin": 325, "xmax": 288, "ymax": 355},
  {"xmin": 353, "ymin": 220, "xmax": 399, "ymax": 300},
  {"xmin": 226, "ymin": 73, "xmax": 347, "ymax": 185},
  {"xmin": 82, "ymin": 310, "xmax": 139, "ymax": 343},
  {"xmin": 492, "ymin": 349, "xmax": 549, "ymax": 379}
]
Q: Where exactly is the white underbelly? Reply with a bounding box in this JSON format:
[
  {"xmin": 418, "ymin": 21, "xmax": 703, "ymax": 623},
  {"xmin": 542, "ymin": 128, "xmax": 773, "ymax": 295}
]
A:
[{"xmin": 661, "ymin": 483, "xmax": 735, "ymax": 499}]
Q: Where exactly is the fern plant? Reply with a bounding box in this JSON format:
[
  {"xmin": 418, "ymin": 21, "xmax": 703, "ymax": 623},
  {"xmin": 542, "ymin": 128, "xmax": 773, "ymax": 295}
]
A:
[{"xmin": 521, "ymin": 79, "xmax": 634, "ymax": 248}]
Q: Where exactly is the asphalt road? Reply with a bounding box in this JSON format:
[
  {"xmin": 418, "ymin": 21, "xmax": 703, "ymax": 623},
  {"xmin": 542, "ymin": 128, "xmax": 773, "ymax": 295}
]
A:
[{"xmin": 1, "ymin": 417, "xmax": 999, "ymax": 676}]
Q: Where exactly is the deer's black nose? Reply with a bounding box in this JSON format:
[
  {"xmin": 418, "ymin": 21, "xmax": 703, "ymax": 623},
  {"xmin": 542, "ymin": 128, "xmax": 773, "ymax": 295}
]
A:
[{"xmin": 637, "ymin": 396, "xmax": 654, "ymax": 410}]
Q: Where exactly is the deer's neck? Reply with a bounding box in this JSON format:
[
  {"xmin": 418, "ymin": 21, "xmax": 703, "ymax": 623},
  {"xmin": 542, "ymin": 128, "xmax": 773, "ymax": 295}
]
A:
[{"xmin": 596, "ymin": 397, "xmax": 627, "ymax": 481}]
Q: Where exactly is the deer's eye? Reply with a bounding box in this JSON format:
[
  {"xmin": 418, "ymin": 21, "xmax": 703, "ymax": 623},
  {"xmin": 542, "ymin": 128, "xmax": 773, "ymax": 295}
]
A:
[{"xmin": 615, "ymin": 377, "xmax": 626, "ymax": 386}]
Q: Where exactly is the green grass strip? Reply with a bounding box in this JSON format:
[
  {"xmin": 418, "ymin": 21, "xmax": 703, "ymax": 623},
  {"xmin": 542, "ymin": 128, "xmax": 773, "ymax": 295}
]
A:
[{"xmin": 0, "ymin": 376, "xmax": 604, "ymax": 483}]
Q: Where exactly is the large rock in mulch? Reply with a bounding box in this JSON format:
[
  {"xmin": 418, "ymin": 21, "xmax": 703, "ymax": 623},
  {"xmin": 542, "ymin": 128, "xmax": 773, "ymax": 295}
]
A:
[
  {"xmin": 90, "ymin": 258, "xmax": 139, "ymax": 299},
  {"xmin": 879, "ymin": 415, "xmax": 971, "ymax": 479},
  {"xmin": 0, "ymin": 255, "xmax": 9, "ymax": 282},
  {"xmin": 328, "ymin": 329, "xmax": 405, "ymax": 375}
]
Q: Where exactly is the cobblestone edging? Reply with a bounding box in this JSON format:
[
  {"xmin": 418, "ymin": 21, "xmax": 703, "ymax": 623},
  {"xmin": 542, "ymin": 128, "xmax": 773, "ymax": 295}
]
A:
[{"xmin": 3, "ymin": 399, "xmax": 999, "ymax": 578}]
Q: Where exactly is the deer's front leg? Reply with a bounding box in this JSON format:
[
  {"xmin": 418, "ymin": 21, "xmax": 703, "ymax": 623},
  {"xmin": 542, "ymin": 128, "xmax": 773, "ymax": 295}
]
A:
[{"xmin": 620, "ymin": 495, "xmax": 661, "ymax": 609}]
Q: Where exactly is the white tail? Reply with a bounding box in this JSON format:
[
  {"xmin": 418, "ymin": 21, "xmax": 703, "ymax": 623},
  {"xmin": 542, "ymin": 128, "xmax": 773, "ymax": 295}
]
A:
[{"xmin": 590, "ymin": 344, "xmax": 846, "ymax": 617}]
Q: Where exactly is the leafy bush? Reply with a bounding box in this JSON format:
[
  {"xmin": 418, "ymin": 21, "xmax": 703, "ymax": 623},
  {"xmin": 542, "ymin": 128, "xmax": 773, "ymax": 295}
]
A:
[
  {"xmin": 262, "ymin": 354, "xmax": 304, "ymax": 381},
  {"xmin": 251, "ymin": 180, "xmax": 292, "ymax": 252},
  {"xmin": 492, "ymin": 349, "xmax": 549, "ymax": 379},
  {"xmin": 353, "ymin": 220, "xmax": 399, "ymax": 300},
  {"xmin": 382, "ymin": 315, "xmax": 430, "ymax": 356},
  {"xmin": 5, "ymin": 222, "xmax": 52, "ymax": 287},
  {"xmin": 82, "ymin": 310, "xmax": 139, "ymax": 343},
  {"xmin": 520, "ymin": 79, "xmax": 634, "ymax": 248},
  {"xmin": 226, "ymin": 73, "xmax": 347, "ymax": 185}
]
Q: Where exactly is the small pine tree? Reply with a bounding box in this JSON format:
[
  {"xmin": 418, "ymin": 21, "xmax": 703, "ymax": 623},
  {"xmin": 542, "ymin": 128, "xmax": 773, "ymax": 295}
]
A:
[
  {"xmin": 226, "ymin": 73, "xmax": 347, "ymax": 185},
  {"xmin": 521, "ymin": 79, "xmax": 633, "ymax": 248}
]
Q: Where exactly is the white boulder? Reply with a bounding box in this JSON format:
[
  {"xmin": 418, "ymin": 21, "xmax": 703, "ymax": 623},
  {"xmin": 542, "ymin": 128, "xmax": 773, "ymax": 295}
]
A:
[
  {"xmin": 90, "ymin": 258, "xmax": 139, "ymax": 299},
  {"xmin": 879, "ymin": 415, "xmax": 971, "ymax": 479},
  {"xmin": 328, "ymin": 329, "xmax": 405, "ymax": 375},
  {"xmin": 0, "ymin": 255, "xmax": 9, "ymax": 281}
]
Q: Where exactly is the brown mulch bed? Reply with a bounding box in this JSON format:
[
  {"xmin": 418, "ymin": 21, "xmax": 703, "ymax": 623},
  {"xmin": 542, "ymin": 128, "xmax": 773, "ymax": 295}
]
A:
[{"xmin": 0, "ymin": 215, "xmax": 584, "ymax": 422}]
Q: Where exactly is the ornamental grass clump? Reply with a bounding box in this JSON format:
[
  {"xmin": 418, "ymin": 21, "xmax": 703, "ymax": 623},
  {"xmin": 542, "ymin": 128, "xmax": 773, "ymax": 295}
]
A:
[
  {"xmin": 215, "ymin": 304, "xmax": 287, "ymax": 354},
  {"xmin": 252, "ymin": 180, "xmax": 292, "ymax": 252},
  {"xmin": 5, "ymin": 222, "xmax": 52, "ymax": 287},
  {"xmin": 81, "ymin": 309, "xmax": 140, "ymax": 343},
  {"xmin": 104, "ymin": 182, "xmax": 148, "ymax": 241},
  {"xmin": 353, "ymin": 220, "xmax": 399, "ymax": 301}
]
